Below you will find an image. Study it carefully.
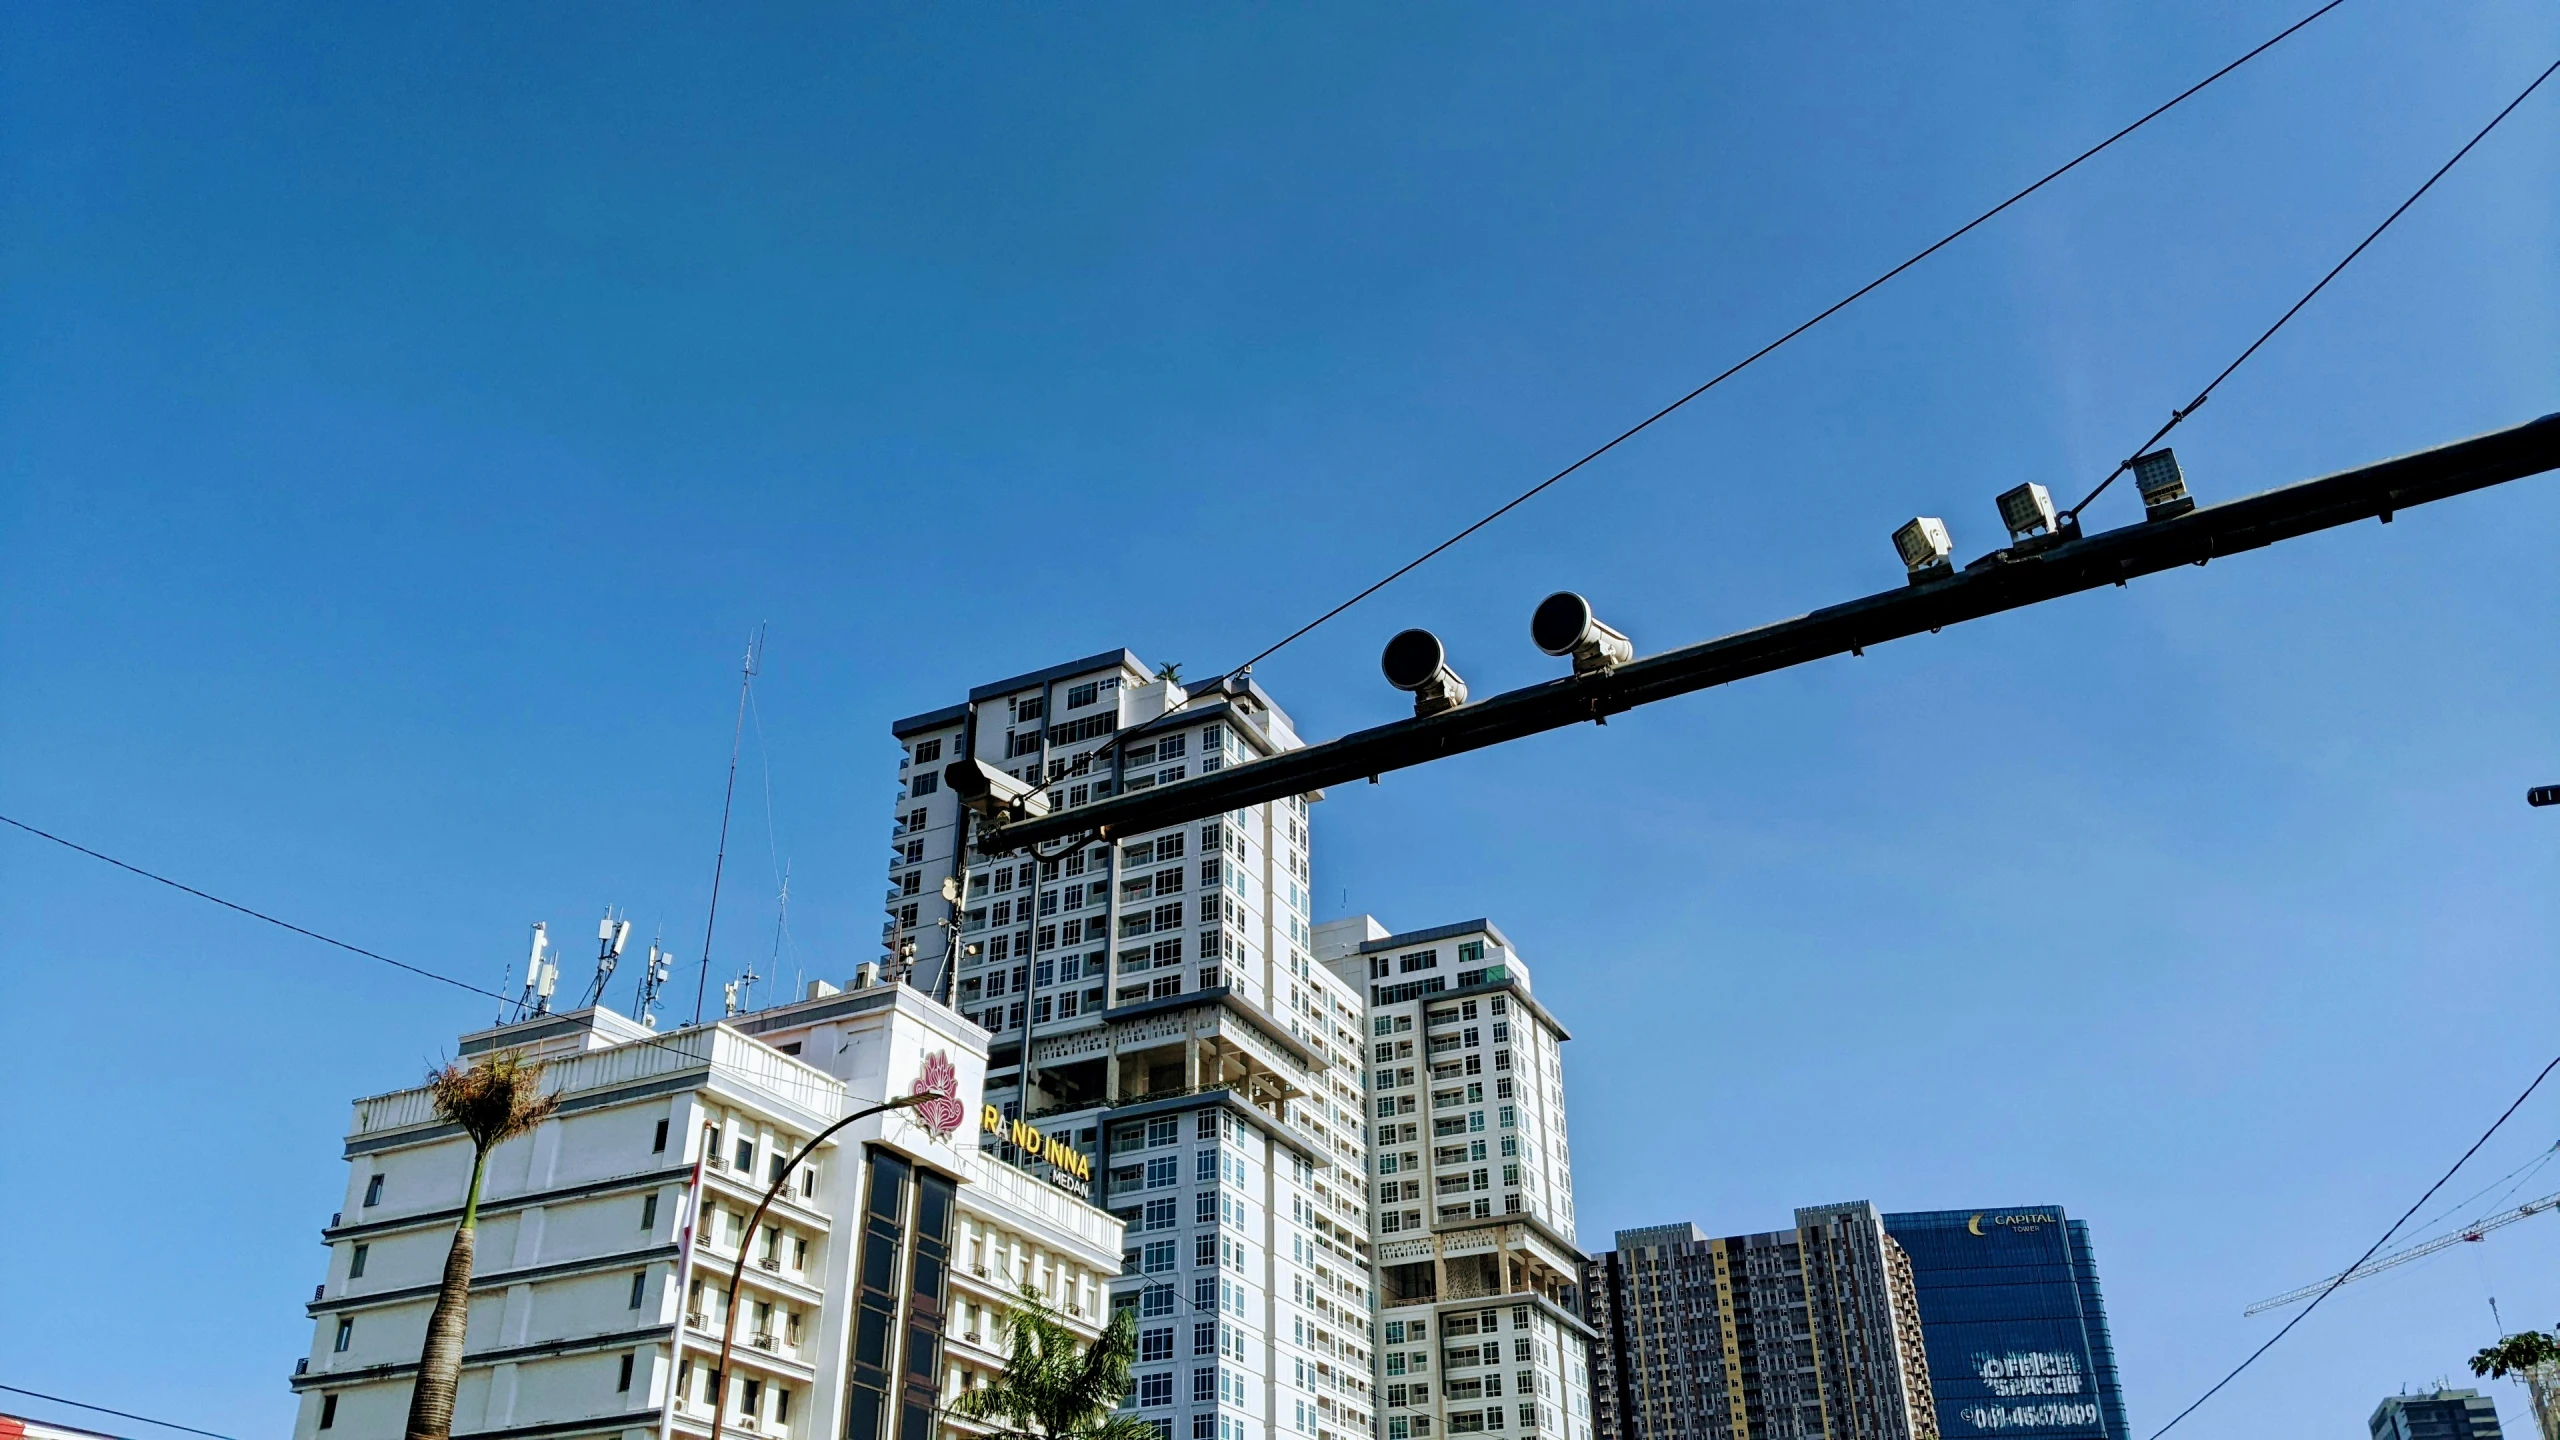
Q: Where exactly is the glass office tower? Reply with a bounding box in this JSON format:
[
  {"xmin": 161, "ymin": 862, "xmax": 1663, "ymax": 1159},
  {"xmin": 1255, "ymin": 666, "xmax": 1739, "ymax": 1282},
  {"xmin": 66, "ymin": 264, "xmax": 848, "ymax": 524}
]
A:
[{"xmin": 1880, "ymin": 1208, "xmax": 2127, "ymax": 1440}]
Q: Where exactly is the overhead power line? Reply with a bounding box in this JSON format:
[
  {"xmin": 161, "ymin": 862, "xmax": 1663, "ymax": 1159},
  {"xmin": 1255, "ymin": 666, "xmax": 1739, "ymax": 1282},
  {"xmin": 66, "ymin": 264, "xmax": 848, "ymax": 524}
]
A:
[
  {"xmin": 1210, "ymin": 0, "xmax": 2352, "ymax": 685},
  {"xmin": 0, "ymin": 813, "xmax": 502, "ymax": 1004},
  {"xmin": 0, "ymin": 812, "xmax": 766, "ymax": 1078},
  {"xmin": 0, "ymin": 1381, "xmax": 241, "ymax": 1440},
  {"xmin": 2066, "ymin": 52, "xmax": 2560, "ymax": 520},
  {"xmin": 2145, "ymin": 1050, "xmax": 2560, "ymax": 1440}
]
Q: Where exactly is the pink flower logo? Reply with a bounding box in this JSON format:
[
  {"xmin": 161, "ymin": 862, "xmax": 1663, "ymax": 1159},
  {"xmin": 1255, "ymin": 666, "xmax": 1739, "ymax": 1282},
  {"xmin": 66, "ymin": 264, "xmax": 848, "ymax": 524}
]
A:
[{"xmin": 909, "ymin": 1051, "xmax": 965, "ymax": 1137}]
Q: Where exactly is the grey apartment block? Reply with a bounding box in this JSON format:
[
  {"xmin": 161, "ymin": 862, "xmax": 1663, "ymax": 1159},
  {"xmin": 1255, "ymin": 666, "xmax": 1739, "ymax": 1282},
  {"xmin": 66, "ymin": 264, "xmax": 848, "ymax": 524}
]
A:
[
  {"xmin": 1582, "ymin": 1206, "xmax": 1937, "ymax": 1440},
  {"xmin": 2372, "ymin": 1388, "xmax": 2504, "ymax": 1440}
]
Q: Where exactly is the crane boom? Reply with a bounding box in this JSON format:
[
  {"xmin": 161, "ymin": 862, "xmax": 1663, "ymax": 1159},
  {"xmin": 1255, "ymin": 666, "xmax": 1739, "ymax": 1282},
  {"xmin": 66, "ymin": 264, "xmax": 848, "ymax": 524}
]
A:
[{"xmin": 2243, "ymin": 1190, "xmax": 2560, "ymax": 1316}]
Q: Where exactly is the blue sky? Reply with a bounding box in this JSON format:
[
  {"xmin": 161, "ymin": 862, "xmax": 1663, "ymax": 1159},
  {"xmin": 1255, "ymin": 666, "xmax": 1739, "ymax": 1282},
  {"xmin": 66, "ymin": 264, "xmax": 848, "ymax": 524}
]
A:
[{"xmin": 3, "ymin": 3, "xmax": 2556, "ymax": 1435}]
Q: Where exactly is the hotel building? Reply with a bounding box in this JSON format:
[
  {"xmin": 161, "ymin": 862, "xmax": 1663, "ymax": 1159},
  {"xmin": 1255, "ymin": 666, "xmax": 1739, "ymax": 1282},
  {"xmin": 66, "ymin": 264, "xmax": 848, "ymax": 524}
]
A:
[
  {"xmin": 885, "ymin": 651, "xmax": 1375, "ymax": 1440},
  {"xmin": 1314, "ymin": 916, "xmax": 1596, "ymax": 1440},
  {"xmin": 291, "ymin": 977, "xmax": 1120, "ymax": 1440}
]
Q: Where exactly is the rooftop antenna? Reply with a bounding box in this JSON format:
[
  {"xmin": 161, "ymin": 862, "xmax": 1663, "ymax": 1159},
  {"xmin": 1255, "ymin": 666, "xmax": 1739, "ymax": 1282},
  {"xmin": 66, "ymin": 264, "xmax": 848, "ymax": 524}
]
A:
[
  {"xmin": 721, "ymin": 979, "xmax": 740, "ymax": 1018},
  {"xmin": 634, "ymin": 930, "xmax": 672, "ymax": 1030},
  {"xmin": 693, "ymin": 624, "xmax": 764, "ymax": 1025},
  {"xmin": 515, "ymin": 922, "xmax": 553, "ymax": 1021},
  {"xmin": 582, "ymin": 907, "xmax": 631, "ymax": 1011}
]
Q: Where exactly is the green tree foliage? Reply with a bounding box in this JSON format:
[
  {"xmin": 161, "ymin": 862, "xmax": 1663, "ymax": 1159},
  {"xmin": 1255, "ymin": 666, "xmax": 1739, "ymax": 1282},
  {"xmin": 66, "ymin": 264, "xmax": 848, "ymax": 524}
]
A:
[{"xmin": 950, "ymin": 1288, "xmax": 1161, "ymax": 1440}]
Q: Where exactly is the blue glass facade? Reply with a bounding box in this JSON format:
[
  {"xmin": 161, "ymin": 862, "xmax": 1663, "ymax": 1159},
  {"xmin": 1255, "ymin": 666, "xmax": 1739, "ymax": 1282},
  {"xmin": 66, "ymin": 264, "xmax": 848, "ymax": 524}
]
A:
[{"xmin": 1881, "ymin": 1207, "xmax": 2127, "ymax": 1440}]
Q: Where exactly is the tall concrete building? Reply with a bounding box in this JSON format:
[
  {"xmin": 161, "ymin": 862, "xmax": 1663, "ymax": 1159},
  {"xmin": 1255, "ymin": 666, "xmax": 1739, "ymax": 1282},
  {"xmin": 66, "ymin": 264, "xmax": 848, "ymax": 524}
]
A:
[
  {"xmin": 1315, "ymin": 916, "xmax": 1597, "ymax": 1440},
  {"xmin": 291, "ymin": 982, "xmax": 1122, "ymax": 1440},
  {"xmin": 1581, "ymin": 1205, "xmax": 1937, "ymax": 1440},
  {"xmin": 887, "ymin": 651, "xmax": 1375, "ymax": 1440},
  {"xmin": 2372, "ymin": 1388, "xmax": 2504, "ymax": 1440}
]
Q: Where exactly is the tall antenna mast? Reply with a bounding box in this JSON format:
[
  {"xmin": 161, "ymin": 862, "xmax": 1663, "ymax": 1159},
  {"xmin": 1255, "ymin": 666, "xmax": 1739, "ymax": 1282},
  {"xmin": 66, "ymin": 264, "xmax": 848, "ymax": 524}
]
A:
[
  {"xmin": 515, "ymin": 922, "xmax": 552, "ymax": 1022},
  {"xmin": 635, "ymin": 930, "xmax": 671, "ymax": 1030},
  {"xmin": 693, "ymin": 624, "xmax": 764, "ymax": 1025},
  {"xmin": 582, "ymin": 907, "xmax": 631, "ymax": 1010}
]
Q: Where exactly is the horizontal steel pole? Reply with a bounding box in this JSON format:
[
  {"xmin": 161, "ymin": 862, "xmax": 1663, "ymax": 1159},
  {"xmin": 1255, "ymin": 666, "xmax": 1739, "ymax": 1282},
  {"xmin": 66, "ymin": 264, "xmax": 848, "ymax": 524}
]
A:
[{"xmin": 982, "ymin": 411, "xmax": 2560, "ymax": 853}]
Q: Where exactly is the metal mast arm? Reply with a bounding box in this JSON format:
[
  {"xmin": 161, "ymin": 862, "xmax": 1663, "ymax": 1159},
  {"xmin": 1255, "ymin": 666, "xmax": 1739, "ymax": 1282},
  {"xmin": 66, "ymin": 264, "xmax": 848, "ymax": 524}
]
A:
[{"xmin": 981, "ymin": 412, "xmax": 2560, "ymax": 854}]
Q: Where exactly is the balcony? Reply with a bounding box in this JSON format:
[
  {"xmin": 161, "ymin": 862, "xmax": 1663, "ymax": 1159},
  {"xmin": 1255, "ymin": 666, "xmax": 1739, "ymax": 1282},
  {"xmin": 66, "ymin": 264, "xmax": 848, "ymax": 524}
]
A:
[{"xmin": 751, "ymin": 1333, "xmax": 778, "ymax": 1352}]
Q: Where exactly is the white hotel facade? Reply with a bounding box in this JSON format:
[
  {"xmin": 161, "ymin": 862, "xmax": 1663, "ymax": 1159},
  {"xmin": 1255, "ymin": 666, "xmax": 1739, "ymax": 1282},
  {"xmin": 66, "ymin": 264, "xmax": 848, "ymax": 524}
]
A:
[
  {"xmin": 291, "ymin": 982, "xmax": 1121, "ymax": 1440},
  {"xmin": 885, "ymin": 650, "xmax": 1376, "ymax": 1440}
]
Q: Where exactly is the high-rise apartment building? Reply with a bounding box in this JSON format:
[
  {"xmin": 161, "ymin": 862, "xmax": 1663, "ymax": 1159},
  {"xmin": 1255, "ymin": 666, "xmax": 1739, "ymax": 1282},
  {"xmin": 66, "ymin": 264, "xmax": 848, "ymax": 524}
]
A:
[
  {"xmin": 1315, "ymin": 916, "xmax": 1596, "ymax": 1440},
  {"xmin": 1881, "ymin": 1208, "xmax": 2126, "ymax": 1440},
  {"xmin": 2372, "ymin": 1388, "xmax": 2505, "ymax": 1440},
  {"xmin": 291, "ymin": 981, "xmax": 1122, "ymax": 1440},
  {"xmin": 887, "ymin": 651, "xmax": 1376, "ymax": 1440},
  {"xmin": 1581, "ymin": 1204, "xmax": 1938, "ymax": 1440}
]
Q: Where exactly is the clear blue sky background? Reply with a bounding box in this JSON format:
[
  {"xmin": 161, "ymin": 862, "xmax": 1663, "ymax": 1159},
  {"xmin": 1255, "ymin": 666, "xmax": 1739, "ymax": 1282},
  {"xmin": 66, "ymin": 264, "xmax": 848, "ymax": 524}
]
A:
[{"xmin": 4, "ymin": 4, "xmax": 2556, "ymax": 1436}]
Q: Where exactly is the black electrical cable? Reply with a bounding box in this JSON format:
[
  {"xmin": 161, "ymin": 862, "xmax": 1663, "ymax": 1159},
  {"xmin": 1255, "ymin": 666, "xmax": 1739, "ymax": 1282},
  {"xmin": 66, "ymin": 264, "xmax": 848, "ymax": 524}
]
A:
[
  {"xmin": 1210, "ymin": 0, "xmax": 2352, "ymax": 685},
  {"xmin": 0, "ymin": 812, "xmax": 507, "ymax": 1004},
  {"xmin": 0, "ymin": 1382, "xmax": 241, "ymax": 1440},
  {"xmin": 2067, "ymin": 52, "xmax": 2560, "ymax": 521},
  {"xmin": 0, "ymin": 812, "xmax": 782, "ymax": 1077},
  {"xmin": 2146, "ymin": 1049, "xmax": 2560, "ymax": 1440}
]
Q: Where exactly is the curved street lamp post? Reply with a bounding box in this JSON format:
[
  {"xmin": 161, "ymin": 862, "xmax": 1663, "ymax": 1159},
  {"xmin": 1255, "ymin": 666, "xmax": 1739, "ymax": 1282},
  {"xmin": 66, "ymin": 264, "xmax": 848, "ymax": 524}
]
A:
[{"xmin": 706, "ymin": 1092, "xmax": 929, "ymax": 1440}]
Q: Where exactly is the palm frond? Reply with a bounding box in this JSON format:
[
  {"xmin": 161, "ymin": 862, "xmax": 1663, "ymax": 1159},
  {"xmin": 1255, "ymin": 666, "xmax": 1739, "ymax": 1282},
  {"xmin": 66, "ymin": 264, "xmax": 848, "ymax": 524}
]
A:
[{"xmin": 427, "ymin": 1050, "xmax": 561, "ymax": 1151}]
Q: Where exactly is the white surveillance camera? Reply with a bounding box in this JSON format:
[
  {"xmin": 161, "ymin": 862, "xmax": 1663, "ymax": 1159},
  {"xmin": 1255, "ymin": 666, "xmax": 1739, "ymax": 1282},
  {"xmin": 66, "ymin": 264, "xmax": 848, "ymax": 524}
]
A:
[
  {"xmin": 1380, "ymin": 629, "xmax": 1469, "ymax": 717},
  {"xmin": 1531, "ymin": 592, "xmax": 1634, "ymax": 676},
  {"xmin": 941, "ymin": 758, "xmax": 1054, "ymax": 822}
]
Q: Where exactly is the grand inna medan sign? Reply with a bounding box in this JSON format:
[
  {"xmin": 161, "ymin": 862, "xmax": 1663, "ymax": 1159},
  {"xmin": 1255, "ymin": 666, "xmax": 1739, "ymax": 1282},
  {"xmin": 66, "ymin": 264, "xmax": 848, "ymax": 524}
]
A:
[{"xmin": 981, "ymin": 1104, "xmax": 1095, "ymax": 1183}]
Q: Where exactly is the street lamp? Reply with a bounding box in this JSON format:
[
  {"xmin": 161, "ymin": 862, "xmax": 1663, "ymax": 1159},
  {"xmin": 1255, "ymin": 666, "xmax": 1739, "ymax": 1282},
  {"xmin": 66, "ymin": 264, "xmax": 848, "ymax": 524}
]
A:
[{"xmin": 707, "ymin": 1091, "xmax": 930, "ymax": 1440}]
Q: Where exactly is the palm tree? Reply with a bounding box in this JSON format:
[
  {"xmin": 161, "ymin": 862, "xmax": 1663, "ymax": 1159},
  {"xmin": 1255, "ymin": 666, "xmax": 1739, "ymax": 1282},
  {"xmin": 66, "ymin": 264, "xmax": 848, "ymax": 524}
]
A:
[
  {"xmin": 2472, "ymin": 1330, "xmax": 2560, "ymax": 1440},
  {"xmin": 404, "ymin": 1052, "xmax": 561, "ymax": 1440},
  {"xmin": 949, "ymin": 1288, "xmax": 1158, "ymax": 1440}
]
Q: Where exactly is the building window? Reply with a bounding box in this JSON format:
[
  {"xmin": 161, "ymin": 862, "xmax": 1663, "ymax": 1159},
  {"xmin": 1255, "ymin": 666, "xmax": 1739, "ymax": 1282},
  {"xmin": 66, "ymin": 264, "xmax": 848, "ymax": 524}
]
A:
[
  {"xmin": 334, "ymin": 1317, "xmax": 353, "ymax": 1352},
  {"xmin": 1139, "ymin": 1374, "xmax": 1173, "ymax": 1408},
  {"xmin": 619, "ymin": 1353, "xmax": 636, "ymax": 1392},
  {"xmin": 642, "ymin": 1193, "xmax": 658, "ymax": 1230},
  {"xmin": 913, "ymin": 739, "xmax": 944, "ymax": 764},
  {"xmin": 318, "ymin": 1395, "xmax": 338, "ymax": 1430},
  {"xmin": 1142, "ymin": 1285, "xmax": 1175, "ymax": 1317},
  {"xmin": 1143, "ymin": 1241, "xmax": 1177, "ymax": 1273},
  {"xmin": 653, "ymin": 1119, "xmax": 670, "ymax": 1153},
  {"xmin": 362, "ymin": 1175, "xmax": 383, "ymax": 1208},
  {"xmin": 910, "ymin": 771, "xmax": 939, "ymax": 795},
  {"xmin": 348, "ymin": 1244, "xmax": 368, "ymax": 1279},
  {"xmin": 1145, "ymin": 1198, "xmax": 1178, "ymax": 1231},
  {"xmin": 630, "ymin": 1270, "xmax": 649, "ymax": 1309},
  {"xmin": 1142, "ymin": 1327, "xmax": 1175, "ymax": 1362}
]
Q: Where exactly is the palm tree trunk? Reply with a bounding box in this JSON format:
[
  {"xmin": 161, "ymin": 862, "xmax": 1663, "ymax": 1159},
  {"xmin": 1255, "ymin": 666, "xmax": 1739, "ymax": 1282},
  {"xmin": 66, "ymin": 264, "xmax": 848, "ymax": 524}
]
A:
[{"xmin": 405, "ymin": 1145, "xmax": 489, "ymax": 1440}]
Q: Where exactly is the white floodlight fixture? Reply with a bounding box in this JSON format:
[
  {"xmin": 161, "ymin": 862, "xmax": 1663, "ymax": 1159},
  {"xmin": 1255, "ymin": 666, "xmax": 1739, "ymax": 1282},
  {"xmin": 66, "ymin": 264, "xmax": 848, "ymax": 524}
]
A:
[
  {"xmin": 942, "ymin": 757, "xmax": 1053, "ymax": 823},
  {"xmin": 1892, "ymin": 517, "xmax": 1955, "ymax": 583},
  {"xmin": 2132, "ymin": 448, "xmax": 2194, "ymax": 520},
  {"xmin": 1531, "ymin": 592, "xmax": 1636, "ymax": 676},
  {"xmin": 1381, "ymin": 628, "xmax": 1469, "ymax": 717},
  {"xmin": 1996, "ymin": 483, "xmax": 2058, "ymax": 544}
]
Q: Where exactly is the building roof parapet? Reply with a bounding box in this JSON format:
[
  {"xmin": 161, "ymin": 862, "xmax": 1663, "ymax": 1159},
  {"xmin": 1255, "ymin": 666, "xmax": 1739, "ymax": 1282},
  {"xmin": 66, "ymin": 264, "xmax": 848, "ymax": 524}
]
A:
[
  {"xmin": 350, "ymin": 1022, "xmax": 849, "ymax": 1143},
  {"xmin": 1355, "ymin": 918, "xmax": 1513, "ymax": 956}
]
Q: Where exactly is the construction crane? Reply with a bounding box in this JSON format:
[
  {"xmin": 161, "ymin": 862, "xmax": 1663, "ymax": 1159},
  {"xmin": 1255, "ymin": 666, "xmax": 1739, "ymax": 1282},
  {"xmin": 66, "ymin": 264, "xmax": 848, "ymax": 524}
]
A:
[{"xmin": 2244, "ymin": 1188, "xmax": 2560, "ymax": 1316}]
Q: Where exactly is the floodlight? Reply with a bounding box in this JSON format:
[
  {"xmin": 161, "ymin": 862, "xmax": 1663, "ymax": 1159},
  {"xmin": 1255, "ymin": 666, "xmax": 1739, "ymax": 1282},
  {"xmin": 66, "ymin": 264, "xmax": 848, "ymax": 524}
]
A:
[
  {"xmin": 1381, "ymin": 628, "xmax": 1469, "ymax": 717},
  {"xmin": 2132, "ymin": 449, "xmax": 2194, "ymax": 520},
  {"xmin": 1892, "ymin": 517, "xmax": 1955, "ymax": 583},
  {"xmin": 1531, "ymin": 592, "xmax": 1635, "ymax": 676},
  {"xmin": 1996, "ymin": 483, "xmax": 2058, "ymax": 543}
]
